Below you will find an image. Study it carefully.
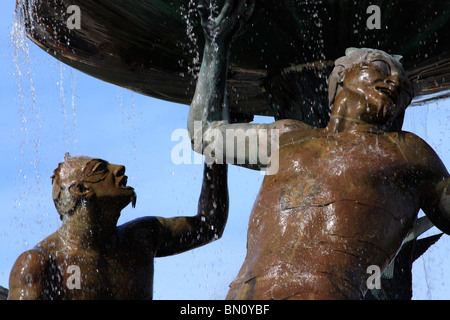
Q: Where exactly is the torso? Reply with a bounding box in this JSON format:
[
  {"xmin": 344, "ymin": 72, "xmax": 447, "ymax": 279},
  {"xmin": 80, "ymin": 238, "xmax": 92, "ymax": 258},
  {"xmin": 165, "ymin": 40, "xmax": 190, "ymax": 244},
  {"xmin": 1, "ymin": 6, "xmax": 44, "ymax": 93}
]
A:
[
  {"xmin": 37, "ymin": 224, "xmax": 155, "ymax": 300},
  {"xmin": 227, "ymin": 128, "xmax": 425, "ymax": 300}
]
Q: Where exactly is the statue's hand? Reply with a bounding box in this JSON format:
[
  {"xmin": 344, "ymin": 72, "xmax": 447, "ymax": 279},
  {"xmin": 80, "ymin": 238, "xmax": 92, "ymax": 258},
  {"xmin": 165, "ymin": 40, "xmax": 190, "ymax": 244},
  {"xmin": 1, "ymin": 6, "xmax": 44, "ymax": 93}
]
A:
[{"xmin": 198, "ymin": 0, "xmax": 255, "ymax": 46}]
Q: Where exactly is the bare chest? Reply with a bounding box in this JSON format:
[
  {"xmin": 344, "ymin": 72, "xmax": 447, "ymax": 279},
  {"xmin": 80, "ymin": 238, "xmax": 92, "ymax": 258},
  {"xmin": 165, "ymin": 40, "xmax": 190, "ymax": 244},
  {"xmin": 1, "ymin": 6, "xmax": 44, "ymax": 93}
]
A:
[
  {"xmin": 269, "ymin": 132, "xmax": 417, "ymax": 204},
  {"xmin": 248, "ymin": 132, "xmax": 420, "ymax": 247},
  {"xmin": 49, "ymin": 248, "xmax": 154, "ymax": 299}
]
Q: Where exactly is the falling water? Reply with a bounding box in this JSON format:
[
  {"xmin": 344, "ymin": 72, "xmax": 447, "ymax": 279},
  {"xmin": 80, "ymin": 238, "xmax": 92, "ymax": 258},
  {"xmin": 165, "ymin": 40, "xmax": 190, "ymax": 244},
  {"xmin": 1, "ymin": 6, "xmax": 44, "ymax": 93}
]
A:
[
  {"xmin": 116, "ymin": 88, "xmax": 138, "ymax": 190},
  {"xmin": 308, "ymin": 0, "xmax": 328, "ymax": 124},
  {"xmin": 70, "ymin": 69, "xmax": 78, "ymax": 146},
  {"xmin": 117, "ymin": 88, "xmax": 137, "ymax": 155},
  {"xmin": 179, "ymin": 0, "xmax": 201, "ymax": 82},
  {"xmin": 57, "ymin": 61, "xmax": 78, "ymax": 150},
  {"xmin": 11, "ymin": 6, "xmax": 42, "ymax": 233},
  {"xmin": 10, "ymin": 4, "xmax": 79, "ymax": 243}
]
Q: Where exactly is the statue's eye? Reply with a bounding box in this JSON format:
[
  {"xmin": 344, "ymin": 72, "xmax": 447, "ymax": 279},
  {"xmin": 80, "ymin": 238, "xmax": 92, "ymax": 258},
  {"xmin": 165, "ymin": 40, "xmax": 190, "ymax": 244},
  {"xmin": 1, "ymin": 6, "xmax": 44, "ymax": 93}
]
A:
[
  {"xmin": 82, "ymin": 160, "xmax": 109, "ymax": 183},
  {"xmin": 84, "ymin": 160, "xmax": 108, "ymax": 177},
  {"xmin": 371, "ymin": 59, "xmax": 391, "ymax": 76},
  {"xmin": 92, "ymin": 161, "xmax": 107, "ymax": 174}
]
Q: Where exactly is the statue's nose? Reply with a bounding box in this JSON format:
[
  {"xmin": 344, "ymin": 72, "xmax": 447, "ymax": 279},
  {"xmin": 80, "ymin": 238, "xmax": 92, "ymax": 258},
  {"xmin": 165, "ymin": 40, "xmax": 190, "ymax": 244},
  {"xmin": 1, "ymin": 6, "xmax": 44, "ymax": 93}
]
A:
[{"xmin": 111, "ymin": 164, "xmax": 126, "ymax": 177}]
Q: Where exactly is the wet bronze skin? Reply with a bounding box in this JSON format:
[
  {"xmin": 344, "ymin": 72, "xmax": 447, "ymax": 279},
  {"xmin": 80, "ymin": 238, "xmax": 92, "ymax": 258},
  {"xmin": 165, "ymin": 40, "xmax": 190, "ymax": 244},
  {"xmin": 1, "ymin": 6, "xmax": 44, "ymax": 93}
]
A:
[
  {"xmin": 8, "ymin": 155, "xmax": 228, "ymax": 299},
  {"xmin": 226, "ymin": 52, "xmax": 448, "ymax": 300},
  {"xmin": 189, "ymin": 0, "xmax": 450, "ymax": 299}
]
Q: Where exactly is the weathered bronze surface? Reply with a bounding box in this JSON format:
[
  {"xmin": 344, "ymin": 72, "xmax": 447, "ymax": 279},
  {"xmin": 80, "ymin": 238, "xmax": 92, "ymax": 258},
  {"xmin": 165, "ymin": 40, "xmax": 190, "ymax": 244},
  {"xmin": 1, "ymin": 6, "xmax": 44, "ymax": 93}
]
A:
[
  {"xmin": 223, "ymin": 53, "xmax": 450, "ymax": 298},
  {"xmin": 8, "ymin": 155, "xmax": 228, "ymax": 299},
  {"xmin": 188, "ymin": 1, "xmax": 450, "ymax": 299},
  {"xmin": 16, "ymin": 0, "xmax": 450, "ymax": 126},
  {"xmin": 227, "ymin": 127, "xmax": 448, "ymax": 299}
]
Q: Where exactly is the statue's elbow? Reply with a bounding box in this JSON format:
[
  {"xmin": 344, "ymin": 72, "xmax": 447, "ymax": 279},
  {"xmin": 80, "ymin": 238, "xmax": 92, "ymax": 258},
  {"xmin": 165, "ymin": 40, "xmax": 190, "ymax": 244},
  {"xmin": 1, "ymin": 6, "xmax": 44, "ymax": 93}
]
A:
[
  {"xmin": 209, "ymin": 226, "xmax": 225, "ymax": 242},
  {"xmin": 187, "ymin": 117, "xmax": 205, "ymax": 154},
  {"xmin": 207, "ymin": 211, "xmax": 228, "ymax": 242},
  {"xmin": 214, "ymin": 209, "xmax": 229, "ymax": 240}
]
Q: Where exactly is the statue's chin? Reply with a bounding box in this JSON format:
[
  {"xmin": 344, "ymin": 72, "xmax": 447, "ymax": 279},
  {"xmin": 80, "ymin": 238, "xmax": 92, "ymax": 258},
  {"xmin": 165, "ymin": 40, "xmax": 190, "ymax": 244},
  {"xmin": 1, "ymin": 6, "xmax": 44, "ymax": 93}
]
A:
[
  {"xmin": 363, "ymin": 101, "xmax": 395, "ymax": 126},
  {"xmin": 114, "ymin": 187, "xmax": 137, "ymax": 209},
  {"xmin": 125, "ymin": 187, "xmax": 137, "ymax": 208},
  {"xmin": 131, "ymin": 191, "xmax": 137, "ymax": 208}
]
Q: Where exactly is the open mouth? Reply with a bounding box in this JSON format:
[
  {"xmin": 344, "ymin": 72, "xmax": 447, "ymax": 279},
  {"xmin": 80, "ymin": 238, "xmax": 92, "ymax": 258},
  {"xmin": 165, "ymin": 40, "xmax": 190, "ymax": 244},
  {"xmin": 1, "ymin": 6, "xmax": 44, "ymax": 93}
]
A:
[
  {"xmin": 376, "ymin": 87, "xmax": 397, "ymax": 105},
  {"xmin": 118, "ymin": 176, "xmax": 128, "ymax": 187},
  {"xmin": 115, "ymin": 174, "xmax": 136, "ymax": 208}
]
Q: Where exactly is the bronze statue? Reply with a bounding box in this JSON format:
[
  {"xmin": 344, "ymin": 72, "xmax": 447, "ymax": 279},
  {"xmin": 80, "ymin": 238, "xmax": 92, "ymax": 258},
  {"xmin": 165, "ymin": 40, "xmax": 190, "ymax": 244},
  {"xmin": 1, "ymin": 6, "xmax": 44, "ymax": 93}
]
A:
[
  {"xmin": 8, "ymin": 154, "xmax": 228, "ymax": 299},
  {"xmin": 188, "ymin": 0, "xmax": 450, "ymax": 299}
]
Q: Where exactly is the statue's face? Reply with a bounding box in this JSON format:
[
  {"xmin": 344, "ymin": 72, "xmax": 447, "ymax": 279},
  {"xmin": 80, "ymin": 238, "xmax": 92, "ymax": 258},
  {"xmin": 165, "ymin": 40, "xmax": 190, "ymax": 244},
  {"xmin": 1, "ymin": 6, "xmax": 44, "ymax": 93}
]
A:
[
  {"xmin": 341, "ymin": 52, "xmax": 413, "ymax": 125},
  {"xmin": 53, "ymin": 156, "xmax": 136, "ymax": 217},
  {"xmin": 81, "ymin": 158, "xmax": 136, "ymax": 211}
]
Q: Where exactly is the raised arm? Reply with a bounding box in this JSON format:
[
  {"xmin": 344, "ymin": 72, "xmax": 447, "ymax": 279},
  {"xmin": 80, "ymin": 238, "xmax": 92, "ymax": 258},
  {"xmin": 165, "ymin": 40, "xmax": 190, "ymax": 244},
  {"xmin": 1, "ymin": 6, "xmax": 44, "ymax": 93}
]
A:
[
  {"xmin": 188, "ymin": 0, "xmax": 292, "ymax": 171},
  {"xmin": 154, "ymin": 162, "xmax": 229, "ymax": 257}
]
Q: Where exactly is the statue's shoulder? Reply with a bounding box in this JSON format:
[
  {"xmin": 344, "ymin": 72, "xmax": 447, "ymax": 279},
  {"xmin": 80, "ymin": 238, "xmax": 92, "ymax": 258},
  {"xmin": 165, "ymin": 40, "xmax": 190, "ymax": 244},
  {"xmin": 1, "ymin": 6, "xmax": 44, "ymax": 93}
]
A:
[
  {"xmin": 117, "ymin": 216, "xmax": 164, "ymax": 248},
  {"xmin": 396, "ymin": 131, "xmax": 446, "ymax": 170},
  {"xmin": 396, "ymin": 130, "xmax": 434, "ymax": 151},
  {"xmin": 10, "ymin": 247, "xmax": 50, "ymax": 279},
  {"xmin": 119, "ymin": 216, "xmax": 162, "ymax": 233},
  {"xmin": 272, "ymin": 119, "xmax": 314, "ymax": 135},
  {"xmin": 8, "ymin": 246, "xmax": 54, "ymax": 299}
]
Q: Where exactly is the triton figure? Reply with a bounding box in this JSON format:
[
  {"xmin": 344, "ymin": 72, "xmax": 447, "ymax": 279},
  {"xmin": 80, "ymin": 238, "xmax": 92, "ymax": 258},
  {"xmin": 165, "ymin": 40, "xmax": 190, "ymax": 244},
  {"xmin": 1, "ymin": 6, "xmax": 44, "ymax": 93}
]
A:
[
  {"xmin": 8, "ymin": 154, "xmax": 228, "ymax": 299},
  {"xmin": 189, "ymin": 0, "xmax": 450, "ymax": 299}
]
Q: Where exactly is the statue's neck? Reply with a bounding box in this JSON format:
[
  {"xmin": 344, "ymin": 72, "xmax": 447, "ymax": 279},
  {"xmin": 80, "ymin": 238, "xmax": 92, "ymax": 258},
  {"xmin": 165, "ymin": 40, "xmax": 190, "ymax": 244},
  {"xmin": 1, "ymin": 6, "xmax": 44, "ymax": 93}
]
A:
[
  {"xmin": 57, "ymin": 206, "xmax": 119, "ymax": 252},
  {"xmin": 326, "ymin": 94, "xmax": 382, "ymax": 134}
]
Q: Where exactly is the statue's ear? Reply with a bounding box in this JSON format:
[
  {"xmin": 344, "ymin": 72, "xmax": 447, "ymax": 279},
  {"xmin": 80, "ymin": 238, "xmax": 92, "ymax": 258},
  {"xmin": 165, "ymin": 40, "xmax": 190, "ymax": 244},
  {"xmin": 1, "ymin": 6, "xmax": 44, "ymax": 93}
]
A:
[
  {"xmin": 392, "ymin": 54, "xmax": 404, "ymax": 64},
  {"xmin": 54, "ymin": 188, "xmax": 78, "ymax": 215},
  {"xmin": 334, "ymin": 65, "xmax": 346, "ymax": 84},
  {"xmin": 53, "ymin": 182, "xmax": 93, "ymax": 215},
  {"xmin": 68, "ymin": 183, "xmax": 94, "ymax": 199}
]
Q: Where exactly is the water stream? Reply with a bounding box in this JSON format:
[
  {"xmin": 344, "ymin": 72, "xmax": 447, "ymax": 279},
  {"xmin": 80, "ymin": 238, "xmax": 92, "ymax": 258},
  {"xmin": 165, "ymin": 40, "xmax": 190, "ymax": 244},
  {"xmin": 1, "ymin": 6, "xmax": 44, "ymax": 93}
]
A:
[{"xmin": 11, "ymin": 7, "xmax": 43, "ymax": 241}]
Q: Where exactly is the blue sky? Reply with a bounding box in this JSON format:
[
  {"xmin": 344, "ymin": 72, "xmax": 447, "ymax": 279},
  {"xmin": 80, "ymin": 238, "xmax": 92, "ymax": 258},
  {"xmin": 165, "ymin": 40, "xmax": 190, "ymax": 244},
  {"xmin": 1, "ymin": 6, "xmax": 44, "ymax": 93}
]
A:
[{"xmin": 1, "ymin": 1, "xmax": 450, "ymax": 299}]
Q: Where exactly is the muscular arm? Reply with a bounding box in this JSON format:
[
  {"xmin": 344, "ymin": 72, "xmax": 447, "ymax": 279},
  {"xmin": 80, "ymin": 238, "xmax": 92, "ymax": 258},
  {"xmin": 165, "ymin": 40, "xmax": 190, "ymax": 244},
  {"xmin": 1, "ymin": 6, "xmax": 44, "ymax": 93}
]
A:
[
  {"xmin": 421, "ymin": 175, "xmax": 450, "ymax": 234},
  {"xmin": 411, "ymin": 135, "xmax": 450, "ymax": 234},
  {"xmin": 8, "ymin": 249, "xmax": 49, "ymax": 300},
  {"xmin": 154, "ymin": 162, "xmax": 229, "ymax": 257},
  {"xmin": 188, "ymin": 0, "xmax": 301, "ymax": 170}
]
